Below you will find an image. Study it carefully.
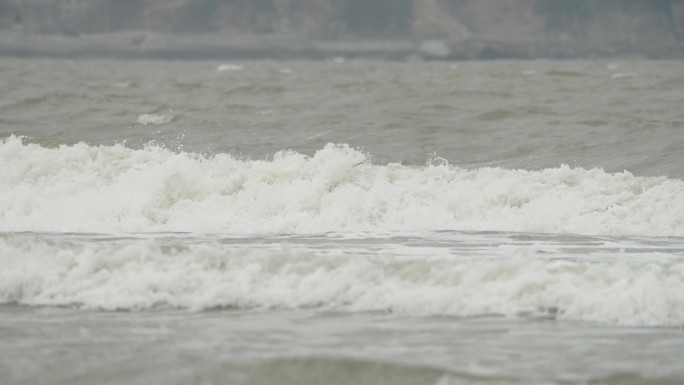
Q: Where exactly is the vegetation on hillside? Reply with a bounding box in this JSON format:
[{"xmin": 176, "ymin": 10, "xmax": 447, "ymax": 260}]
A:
[{"xmin": 0, "ymin": 0, "xmax": 681, "ymax": 44}]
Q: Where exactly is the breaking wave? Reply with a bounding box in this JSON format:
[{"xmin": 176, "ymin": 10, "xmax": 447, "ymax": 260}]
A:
[
  {"xmin": 1, "ymin": 136, "xmax": 682, "ymax": 236},
  {"xmin": 1, "ymin": 235, "xmax": 683, "ymax": 327}
]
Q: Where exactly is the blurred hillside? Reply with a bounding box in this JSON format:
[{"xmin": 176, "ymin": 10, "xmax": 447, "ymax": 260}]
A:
[{"xmin": 0, "ymin": 0, "xmax": 682, "ymax": 59}]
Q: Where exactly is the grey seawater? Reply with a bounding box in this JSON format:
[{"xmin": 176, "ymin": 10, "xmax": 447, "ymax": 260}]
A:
[
  {"xmin": 1, "ymin": 58, "xmax": 683, "ymax": 176},
  {"xmin": 1, "ymin": 58, "xmax": 684, "ymax": 384},
  {"xmin": 1, "ymin": 231, "xmax": 684, "ymax": 385},
  {"xmin": 2, "ymin": 307, "xmax": 684, "ymax": 385},
  {"xmin": 0, "ymin": 232, "xmax": 684, "ymax": 384}
]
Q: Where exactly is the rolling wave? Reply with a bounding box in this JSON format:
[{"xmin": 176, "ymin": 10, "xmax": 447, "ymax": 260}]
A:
[
  {"xmin": 1, "ymin": 235, "xmax": 683, "ymax": 327},
  {"xmin": 2, "ymin": 136, "xmax": 683, "ymax": 236}
]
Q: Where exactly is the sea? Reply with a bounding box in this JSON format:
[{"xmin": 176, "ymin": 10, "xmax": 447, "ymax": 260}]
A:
[{"xmin": 1, "ymin": 58, "xmax": 683, "ymax": 385}]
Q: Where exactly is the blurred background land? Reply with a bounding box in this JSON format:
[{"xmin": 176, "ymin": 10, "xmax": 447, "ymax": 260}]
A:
[{"xmin": 0, "ymin": 0, "xmax": 682, "ymax": 60}]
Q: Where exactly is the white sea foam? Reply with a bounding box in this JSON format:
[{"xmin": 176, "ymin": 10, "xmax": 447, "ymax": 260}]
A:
[
  {"xmin": 1, "ymin": 136, "xmax": 683, "ymax": 236},
  {"xmin": 136, "ymin": 113, "xmax": 173, "ymax": 125},
  {"xmin": 1, "ymin": 236, "xmax": 682, "ymax": 327},
  {"xmin": 216, "ymin": 64, "xmax": 244, "ymax": 72}
]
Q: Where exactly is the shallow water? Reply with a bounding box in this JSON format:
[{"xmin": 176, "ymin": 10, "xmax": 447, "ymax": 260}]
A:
[
  {"xmin": 1, "ymin": 58, "xmax": 684, "ymax": 384},
  {"xmin": 3, "ymin": 305, "xmax": 684, "ymax": 385}
]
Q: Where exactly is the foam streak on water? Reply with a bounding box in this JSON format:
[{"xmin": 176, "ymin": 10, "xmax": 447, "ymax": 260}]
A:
[{"xmin": 1, "ymin": 136, "xmax": 683, "ymax": 237}]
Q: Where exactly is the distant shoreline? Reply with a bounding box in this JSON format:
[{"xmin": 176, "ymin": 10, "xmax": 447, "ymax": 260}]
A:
[{"xmin": 1, "ymin": 32, "xmax": 682, "ymax": 61}]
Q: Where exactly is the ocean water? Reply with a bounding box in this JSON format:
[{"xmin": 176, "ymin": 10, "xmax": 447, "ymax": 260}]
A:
[{"xmin": 1, "ymin": 58, "xmax": 684, "ymax": 385}]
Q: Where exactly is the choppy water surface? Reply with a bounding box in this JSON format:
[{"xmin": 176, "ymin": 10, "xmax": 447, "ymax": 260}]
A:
[
  {"xmin": 2, "ymin": 59, "xmax": 683, "ymax": 175},
  {"xmin": 1, "ymin": 58, "xmax": 684, "ymax": 385}
]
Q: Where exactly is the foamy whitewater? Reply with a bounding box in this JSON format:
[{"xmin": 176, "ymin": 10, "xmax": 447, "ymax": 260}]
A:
[
  {"xmin": 2, "ymin": 136, "xmax": 684, "ymax": 328},
  {"xmin": 3, "ymin": 233, "xmax": 684, "ymax": 327},
  {"xmin": 2, "ymin": 58, "xmax": 684, "ymax": 385},
  {"xmin": 2, "ymin": 136, "xmax": 683, "ymax": 236}
]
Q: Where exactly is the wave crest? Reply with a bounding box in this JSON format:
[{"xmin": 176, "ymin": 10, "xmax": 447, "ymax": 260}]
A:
[{"xmin": 1, "ymin": 136, "xmax": 683, "ymax": 236}]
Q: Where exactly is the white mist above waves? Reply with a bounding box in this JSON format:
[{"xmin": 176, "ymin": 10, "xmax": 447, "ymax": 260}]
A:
[
  {"xmin": 1, "ymin": 236, "xmax": 683, "ymax": 327},
  {"xmin": 1, "ymin": 135, "xmax": 683, "ymax": 236}
]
